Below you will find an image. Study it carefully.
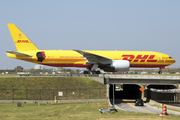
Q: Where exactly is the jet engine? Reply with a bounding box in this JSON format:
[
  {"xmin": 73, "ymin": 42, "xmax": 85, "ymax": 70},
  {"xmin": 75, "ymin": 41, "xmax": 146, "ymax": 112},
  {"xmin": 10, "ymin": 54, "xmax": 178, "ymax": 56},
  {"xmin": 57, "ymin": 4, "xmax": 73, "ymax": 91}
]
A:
[{"xmin": 110, "ymin": 60, "xmax": 130, "ymax": 71}]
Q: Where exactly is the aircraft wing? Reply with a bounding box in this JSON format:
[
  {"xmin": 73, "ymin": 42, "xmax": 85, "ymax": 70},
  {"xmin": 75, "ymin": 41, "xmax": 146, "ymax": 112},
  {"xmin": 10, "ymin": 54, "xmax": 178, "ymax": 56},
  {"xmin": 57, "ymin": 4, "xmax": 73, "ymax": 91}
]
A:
[
  {"xmin": 73, "ymin": 50, "xmax": 112, "ymax": 65},
  {"xmin": 6, "ymin": 51, "xmax": 33, "ymax": 57}
]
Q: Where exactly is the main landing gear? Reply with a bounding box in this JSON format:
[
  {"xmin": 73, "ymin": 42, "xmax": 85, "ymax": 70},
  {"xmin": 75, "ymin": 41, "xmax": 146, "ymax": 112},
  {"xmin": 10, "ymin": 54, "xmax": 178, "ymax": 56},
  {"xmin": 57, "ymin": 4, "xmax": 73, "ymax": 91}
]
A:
[
  {"xmin": 83, "ymin": 63, "xmax": 101, "ymax": 74},
  {"xmin": 83, "ymin": 70, "xmax": 101, "ymax": 74}
]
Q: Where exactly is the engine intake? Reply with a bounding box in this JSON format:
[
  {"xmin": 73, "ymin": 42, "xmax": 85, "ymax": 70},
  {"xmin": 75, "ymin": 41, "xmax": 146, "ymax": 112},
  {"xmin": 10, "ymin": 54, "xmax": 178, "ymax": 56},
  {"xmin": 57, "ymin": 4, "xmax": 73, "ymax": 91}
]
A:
[{"xmin": 111, "ymin": 60, "xmax": 130, "ymax": 71}]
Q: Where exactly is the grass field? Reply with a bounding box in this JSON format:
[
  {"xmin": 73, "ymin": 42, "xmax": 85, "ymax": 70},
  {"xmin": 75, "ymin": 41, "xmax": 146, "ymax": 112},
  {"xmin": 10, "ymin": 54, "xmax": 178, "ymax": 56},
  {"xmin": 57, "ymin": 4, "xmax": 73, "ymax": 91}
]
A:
[
  {"xmin": 0, "ymin": 77, "xmax": 106, "ymax": 100},
  {"xmin": 0, "ymin": 76, "xmax": 105, "ymax": 89},
  {"xmin": 0, "ymin": 101, "xmax": 180, "ymax": 120},
  {"xmin": 0, "ymin": 74, "xmax": 19, "ymax": 77},
  {"xmin": 0, "ymin": 75, "xmax": 180, "ymax": 119}
]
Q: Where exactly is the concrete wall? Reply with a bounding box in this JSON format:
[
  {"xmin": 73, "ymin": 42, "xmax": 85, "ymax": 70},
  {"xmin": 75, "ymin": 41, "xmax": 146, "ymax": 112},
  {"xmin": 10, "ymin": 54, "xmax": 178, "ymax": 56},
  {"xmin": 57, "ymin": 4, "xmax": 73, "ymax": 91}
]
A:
[{"xmin": 88, "ymin": 76, "xmax": 104, "ymax": 84}]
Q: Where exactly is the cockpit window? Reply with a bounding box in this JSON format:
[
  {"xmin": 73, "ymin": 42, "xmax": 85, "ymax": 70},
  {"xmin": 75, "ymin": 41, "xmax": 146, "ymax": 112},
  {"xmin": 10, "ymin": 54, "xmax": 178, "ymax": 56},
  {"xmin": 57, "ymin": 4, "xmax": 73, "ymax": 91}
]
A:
[{"xmin": 169, "ymin": 57, "xmax": 173, "ymax": 59}]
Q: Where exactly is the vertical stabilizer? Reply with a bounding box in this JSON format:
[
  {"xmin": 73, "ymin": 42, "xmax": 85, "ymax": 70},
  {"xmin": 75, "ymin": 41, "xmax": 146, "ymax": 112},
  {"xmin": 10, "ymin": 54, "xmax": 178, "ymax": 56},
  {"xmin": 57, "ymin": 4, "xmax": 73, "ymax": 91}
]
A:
[{"xmin": 7, "ymin": 24, "xmax": 39, "ymax": 51}]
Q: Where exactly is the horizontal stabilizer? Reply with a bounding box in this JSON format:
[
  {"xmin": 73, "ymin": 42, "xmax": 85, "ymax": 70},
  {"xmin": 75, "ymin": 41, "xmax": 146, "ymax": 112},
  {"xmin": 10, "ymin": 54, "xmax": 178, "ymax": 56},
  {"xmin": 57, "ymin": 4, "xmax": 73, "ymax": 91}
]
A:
[{"xmin": 6, "ymin": 51, "xmax": 33, "ymax": 57}]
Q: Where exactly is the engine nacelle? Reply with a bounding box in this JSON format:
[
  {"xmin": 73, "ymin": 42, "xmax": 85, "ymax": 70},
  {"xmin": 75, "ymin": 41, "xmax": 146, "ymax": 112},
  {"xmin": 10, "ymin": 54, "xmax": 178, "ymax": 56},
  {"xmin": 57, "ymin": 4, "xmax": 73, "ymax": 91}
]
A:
[{"xmin": 111, "ymin": 60, "xmax": 130, "ymax": 71}]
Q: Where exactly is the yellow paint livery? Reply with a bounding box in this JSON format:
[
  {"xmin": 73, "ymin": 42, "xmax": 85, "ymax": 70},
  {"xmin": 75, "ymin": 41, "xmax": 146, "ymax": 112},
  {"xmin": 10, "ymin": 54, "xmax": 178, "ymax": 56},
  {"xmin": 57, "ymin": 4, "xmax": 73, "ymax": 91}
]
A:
[
  {"xmin": 7, "ymin": 24, "xmax": 176, "ymax": 74},
  {"xmin": 7, "ymin": 24, "xmax": 39, "ymax": 51}
]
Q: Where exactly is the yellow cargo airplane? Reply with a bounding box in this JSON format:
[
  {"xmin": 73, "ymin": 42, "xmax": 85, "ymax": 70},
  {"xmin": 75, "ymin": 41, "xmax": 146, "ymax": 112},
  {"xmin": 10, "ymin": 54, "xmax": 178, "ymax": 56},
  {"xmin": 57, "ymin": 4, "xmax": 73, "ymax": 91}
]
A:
[{"xmin": 7, "ymin": 24, "xmax": 176, "ymax": 74}]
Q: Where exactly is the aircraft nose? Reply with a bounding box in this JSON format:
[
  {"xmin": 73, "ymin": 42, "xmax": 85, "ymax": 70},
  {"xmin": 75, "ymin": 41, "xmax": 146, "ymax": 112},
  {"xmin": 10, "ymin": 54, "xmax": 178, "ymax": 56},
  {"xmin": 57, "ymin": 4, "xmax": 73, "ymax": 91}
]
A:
[
  {"xmin": 170, "ymin": 59, "xmax": 176, "ymax": 64},
  {"xmin": 173, "ymin": 59, "xmax": 176, "ymax": 63},
  {"xmin": 165, "ymin": 59, "xmax": 176, "ymax": 64}
]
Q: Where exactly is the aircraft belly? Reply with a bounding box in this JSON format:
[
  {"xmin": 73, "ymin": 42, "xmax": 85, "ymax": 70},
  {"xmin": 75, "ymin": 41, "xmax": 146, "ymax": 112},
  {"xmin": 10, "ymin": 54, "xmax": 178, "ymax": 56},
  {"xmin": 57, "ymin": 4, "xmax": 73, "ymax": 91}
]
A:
[{"xmin": 41, "ymin": 63, "xmax": 89, "ymax": 68}]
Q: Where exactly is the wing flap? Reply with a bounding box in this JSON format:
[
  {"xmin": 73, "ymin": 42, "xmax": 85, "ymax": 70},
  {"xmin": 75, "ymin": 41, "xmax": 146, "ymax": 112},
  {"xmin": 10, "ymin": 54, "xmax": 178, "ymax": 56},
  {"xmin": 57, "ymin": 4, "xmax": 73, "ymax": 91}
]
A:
[{"xmin": 73, "ymin": 50, "xmax": 112, "ymax": 65}]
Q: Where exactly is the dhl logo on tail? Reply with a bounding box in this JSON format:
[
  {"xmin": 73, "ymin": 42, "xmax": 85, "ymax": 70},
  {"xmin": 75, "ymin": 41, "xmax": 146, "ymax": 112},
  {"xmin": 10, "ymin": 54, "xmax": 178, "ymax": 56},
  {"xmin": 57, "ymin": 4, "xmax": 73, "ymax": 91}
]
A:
[
  {"xmin": 7, "ymin": 24, "xmax": 39, "ymax": 51},
  {"xmin": 15, "ymin": 40, "xmax": 31, "ymax": 43}
]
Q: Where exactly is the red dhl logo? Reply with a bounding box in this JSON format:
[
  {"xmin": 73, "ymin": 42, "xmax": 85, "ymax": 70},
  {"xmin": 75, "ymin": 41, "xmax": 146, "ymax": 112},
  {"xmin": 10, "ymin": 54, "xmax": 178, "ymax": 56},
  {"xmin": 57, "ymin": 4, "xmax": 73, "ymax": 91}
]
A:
[
  {"xmin": 16, "ymin": 40, "xmax": 31, "ymax": 43},
  {"xmin": 122, "ymin": 55, "xmax": 157, "ymax": 62}
]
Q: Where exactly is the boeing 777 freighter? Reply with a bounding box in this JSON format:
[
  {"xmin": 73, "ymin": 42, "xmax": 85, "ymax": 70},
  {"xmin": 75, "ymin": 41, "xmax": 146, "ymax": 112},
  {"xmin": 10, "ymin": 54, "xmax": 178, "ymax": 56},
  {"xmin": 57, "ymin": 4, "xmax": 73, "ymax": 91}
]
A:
[{"xmin": 6, "ymin": 24, "xmax": 176, "ymax": 74}]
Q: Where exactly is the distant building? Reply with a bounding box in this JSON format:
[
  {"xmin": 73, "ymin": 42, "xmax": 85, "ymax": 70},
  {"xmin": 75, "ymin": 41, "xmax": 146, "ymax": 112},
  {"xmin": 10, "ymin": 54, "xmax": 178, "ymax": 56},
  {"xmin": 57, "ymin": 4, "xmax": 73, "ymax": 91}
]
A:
[
  {"xmin": 34, "ymin": 65, "xmax": 43, "ymax": 70},
  {"xmin": 14, "ymin": 66, "xmax": 23, "ymax": 70},
  {"xmin": 5, "ymin": 72, "xmax": 12, "ymax": 74}
]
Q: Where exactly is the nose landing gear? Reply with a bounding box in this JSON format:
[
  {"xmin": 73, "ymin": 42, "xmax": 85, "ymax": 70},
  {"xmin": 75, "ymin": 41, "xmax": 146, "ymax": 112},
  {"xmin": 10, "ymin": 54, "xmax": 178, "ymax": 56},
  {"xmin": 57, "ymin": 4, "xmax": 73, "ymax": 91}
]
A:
[
  {"xmin": 158, "ymin": 68, "xmax": 162, "ymax": 74},
  {"xmin": 158, "ymin": 71, "xmax": 162, "ymax": 74}
]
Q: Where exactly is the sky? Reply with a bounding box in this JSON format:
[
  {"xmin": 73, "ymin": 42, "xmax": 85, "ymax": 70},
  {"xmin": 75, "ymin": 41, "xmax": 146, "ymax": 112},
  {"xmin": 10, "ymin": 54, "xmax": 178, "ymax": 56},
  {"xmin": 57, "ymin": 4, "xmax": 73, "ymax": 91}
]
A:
[{"xmin": 0, "ymin": 0, "xmax": 180, "ymax": 69}]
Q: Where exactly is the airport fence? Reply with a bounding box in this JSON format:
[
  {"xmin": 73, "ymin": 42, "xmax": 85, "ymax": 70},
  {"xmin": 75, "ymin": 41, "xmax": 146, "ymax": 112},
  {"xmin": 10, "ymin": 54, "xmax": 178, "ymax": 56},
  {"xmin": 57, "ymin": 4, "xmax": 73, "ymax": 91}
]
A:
[{"xmin": 0, "ymin": 88, "xmax": 107, "ymax": 100}]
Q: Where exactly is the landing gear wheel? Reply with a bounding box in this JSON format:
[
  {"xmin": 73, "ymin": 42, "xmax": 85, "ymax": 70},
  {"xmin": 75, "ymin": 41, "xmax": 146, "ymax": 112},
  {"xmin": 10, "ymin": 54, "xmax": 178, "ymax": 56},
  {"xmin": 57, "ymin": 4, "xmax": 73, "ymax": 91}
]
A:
[
  {"xmin": 158, "ymin": 71, "xmax": 162, "ymax": 74},
  {"xmin": 84, "ymin": 71, "xmax": 89, "ymax": 74},
  {"xmin": 95, "ymin": 71, "xmax": 101, "ymax": 74},
  {"xmin": 91, "ymin": 71, "xmax": 100, "ymax": 74},
  {"xmin": 158, "ymin": 68, "xmax": 162, "ymax": 74}
]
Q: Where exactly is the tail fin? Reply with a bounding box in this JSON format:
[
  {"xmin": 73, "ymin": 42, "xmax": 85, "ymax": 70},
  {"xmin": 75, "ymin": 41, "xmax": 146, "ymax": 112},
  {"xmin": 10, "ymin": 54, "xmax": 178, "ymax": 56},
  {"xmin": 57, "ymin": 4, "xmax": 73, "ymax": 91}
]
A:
[{"xmin": 7, "ymin": 23, "xmax": 39, "ymax": 51}]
